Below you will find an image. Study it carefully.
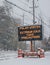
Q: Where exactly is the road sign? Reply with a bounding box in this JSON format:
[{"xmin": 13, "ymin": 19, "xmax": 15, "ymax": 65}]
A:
[{"xmin": 18, "ymin": 25, "xmax": 42, "ymax": 41}]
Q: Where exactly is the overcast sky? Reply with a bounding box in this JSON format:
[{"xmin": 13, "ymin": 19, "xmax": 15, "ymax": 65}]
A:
[
  {"xmin": 0, "ymin": 0, "xmax": 50, "ymax": 19},
  {"xmin": 39, "ymin": 0, "xmax": 50, "ymax": 19},
  {"xmin": 0, "ymin": 0, "xmax": 50, "ymax": 37}
]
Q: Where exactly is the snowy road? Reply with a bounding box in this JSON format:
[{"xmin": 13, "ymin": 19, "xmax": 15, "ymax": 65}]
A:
[{"xmin": 0, "ymin": 51, "xmax": 50, "ymax": 65}]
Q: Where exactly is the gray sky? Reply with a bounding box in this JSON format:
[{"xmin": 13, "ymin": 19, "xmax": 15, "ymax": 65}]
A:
[
  {"xmin": 0, "ymin": 0, "xmax": 50, "ymax": 37},
  {"xmin": 7, "ymin": 0, "xmax": 50, "ymax": 25},
  {"xmin": 39, "ymin": 0, "xmax": 50, "ymax": 19},
  {"xmin": 0, "ymin": 0, "xmax": 50, "ymax": 19}
]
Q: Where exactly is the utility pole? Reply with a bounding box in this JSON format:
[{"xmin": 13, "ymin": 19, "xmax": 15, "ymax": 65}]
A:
[
  {"xmin": 33, "ymin": 0, "xmax": 35, "ymax": 24},
  {"xmin": 23, "ymin": 13, "xmax": 27, "ymax": 50},
  {"xmin": 33, "ymin": 0, "xmax": 35, "ymax": 51},
  {"xmin": 23, "ymin": 14, "xmax": 24, "ymax": 25},
  {"xmin": 41, "ymin": 18, "xmax": 44, "ymax": 39},
  {"xmin": 30, "ymin": 0, "xmax": 35, "ymax": 52}
]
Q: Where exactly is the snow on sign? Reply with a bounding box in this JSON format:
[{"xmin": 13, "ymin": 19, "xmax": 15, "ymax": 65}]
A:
[{"xmin": 18, "ymin": 25, "xmax": 42, "ymax": 41}]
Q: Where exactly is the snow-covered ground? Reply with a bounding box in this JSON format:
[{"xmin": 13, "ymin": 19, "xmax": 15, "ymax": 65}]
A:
[{"xmin": 0, "ymin": 50, "xmax": 50, "ymax": 65}]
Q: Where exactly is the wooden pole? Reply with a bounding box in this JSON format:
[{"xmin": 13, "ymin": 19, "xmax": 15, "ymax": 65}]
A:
[{"xmin": 30, "ymin": 41, "xmax": 32, "ymax": 52}]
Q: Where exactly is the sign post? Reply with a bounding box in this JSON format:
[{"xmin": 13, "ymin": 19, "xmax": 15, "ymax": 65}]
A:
[
  {"xmin": 18, "ymin": 25, "xmax": 42, "ymax": 51},
  {"xmin": 30, "ymin": 41, "xmax": 32, "ymax": 51}
]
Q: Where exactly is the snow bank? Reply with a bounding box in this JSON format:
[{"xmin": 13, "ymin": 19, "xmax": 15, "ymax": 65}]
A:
[{"xmin": 0, "ymin": 51, "xmax": 50, "ymax": 65}]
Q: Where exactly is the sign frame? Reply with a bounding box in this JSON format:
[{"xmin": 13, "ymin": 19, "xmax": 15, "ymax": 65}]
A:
[{"xmin": 18, "ymin": 25, "xmax": 42, "ymax": 41}]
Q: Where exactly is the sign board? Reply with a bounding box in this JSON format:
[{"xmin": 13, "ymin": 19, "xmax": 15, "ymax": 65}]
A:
[{"xmin": 18, "ymin": 25, "xmax": 42, "ymax": 41}]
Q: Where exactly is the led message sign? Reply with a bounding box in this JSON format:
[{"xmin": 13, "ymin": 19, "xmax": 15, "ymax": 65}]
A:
[{"xmin": 18, "ymin": 25, "xmax": 42, "ymax": 41}]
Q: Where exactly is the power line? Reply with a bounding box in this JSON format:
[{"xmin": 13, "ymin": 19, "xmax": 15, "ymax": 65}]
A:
[
  {"xmin": 4, "ymin": 0, "xmax": 39, "ymax": 21},
  {"xmin": 35, "ymin": 1, "xmax": 50, "ymax": 28},
  {"xmin": 5, "ymin": 0, "xmax": 50, "ymax": 28},
  {"xmin": 18, "ymin": 0, "xmax": 29, "ymax": 6},
  {"xmin": 5, "ymin": 0, "xmax": 32, "ymax": 14}
]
